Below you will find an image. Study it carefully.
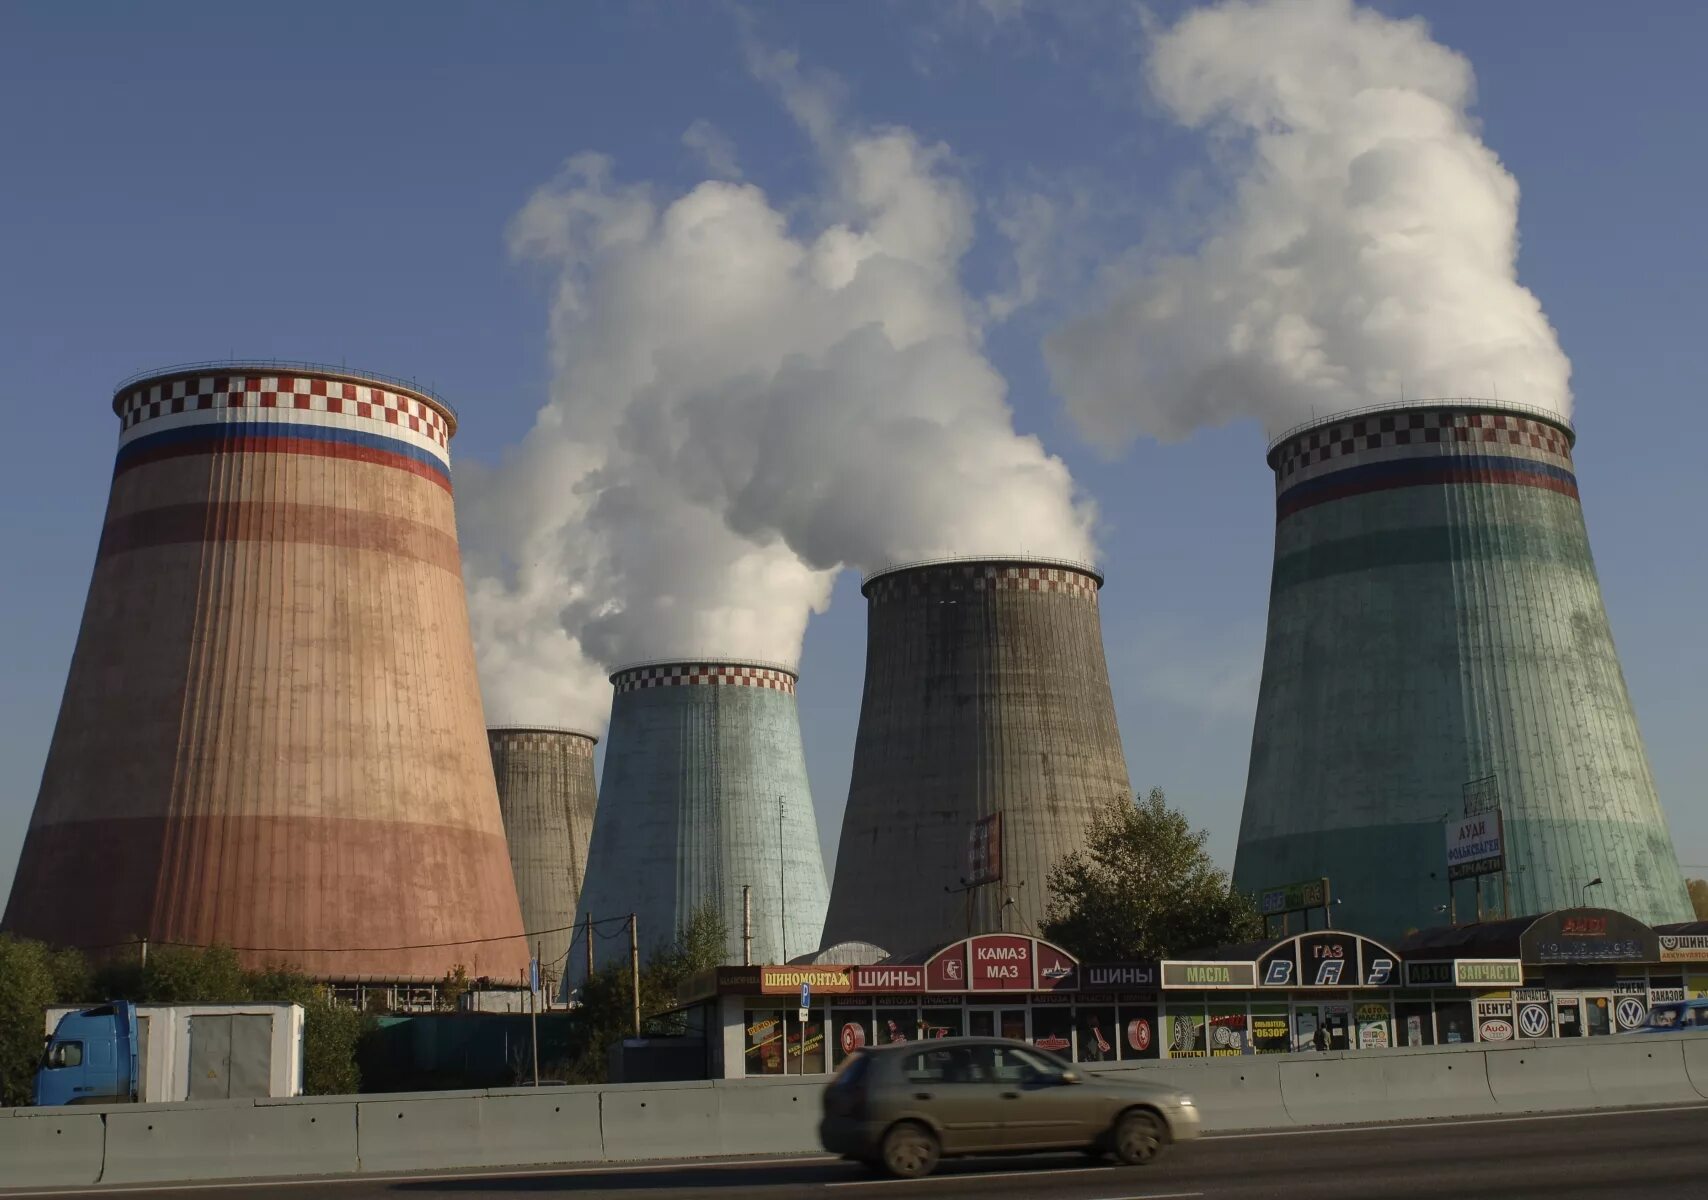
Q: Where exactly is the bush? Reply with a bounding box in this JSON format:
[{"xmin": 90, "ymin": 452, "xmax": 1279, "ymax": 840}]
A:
[{"xmin": 0, "ymin": 935, "xmax": 90, "ymax": 1107}]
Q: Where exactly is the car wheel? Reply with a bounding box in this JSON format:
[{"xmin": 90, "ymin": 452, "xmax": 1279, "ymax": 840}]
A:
[
  {"xmin": 1112, "ymin": 1109, "xmax": 1165, "ymax": 1166},
  {"xmin": 881, "ymin": 1121, "xmax": 941, "ymax": 1179}
]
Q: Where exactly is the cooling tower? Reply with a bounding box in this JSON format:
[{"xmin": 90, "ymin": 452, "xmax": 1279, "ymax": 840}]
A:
[
  {"xmin": 822, "ymin": 559, "xmax": 1133, "ymax": 954},
  {"xmin": 572, "ymin": 661, "xmax": 830, "ymax": 973},
  {"xmin": 2, "ymin": 364, "xmax": 529, "ymax": 981},
  {"xmin": 489, "ymin": 726, "xmax": 599, "ymax": 985},
  {"xmin": 1235, "ymin": 402, "xmax": 1692, "ymax": 935}
]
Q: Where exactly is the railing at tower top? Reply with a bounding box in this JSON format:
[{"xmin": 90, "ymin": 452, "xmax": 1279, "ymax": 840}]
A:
[
  {"xmin": 113, "ymin": 359, "xmax": 458, "ymax": 421},
  {"xmin": 1266, "ymin": 398, "xmax": 1575, "ymax": 453}
]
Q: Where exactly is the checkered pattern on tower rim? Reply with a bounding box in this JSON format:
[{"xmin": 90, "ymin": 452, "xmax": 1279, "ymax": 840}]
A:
[
  {"xmin": 116, "ymin": 375, "xmax": 451, "ymax": 449},
  {"xmin": 1272, "ymin": 410, "xmax": 1573, "ymax": 480},
  {"xmin": 611, "ymin": 664, "xmax": 798, "ymax": 694},
  {"xmin": 866, "ymin": 563, "xmax": 1101, "ymax": 605},
  {"xmin": 489, "ymin": 730, "xmax": 597, "ymax": 755}
]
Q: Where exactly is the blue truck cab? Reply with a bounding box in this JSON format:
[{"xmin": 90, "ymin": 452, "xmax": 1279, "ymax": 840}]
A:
[{"xmin": 34, "ymin": 1001, "xmax": 139, "ymax": 1106}]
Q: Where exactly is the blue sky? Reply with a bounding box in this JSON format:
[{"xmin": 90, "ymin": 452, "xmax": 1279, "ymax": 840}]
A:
[{"xmin": 2, "ymin": 0, "xmax": 1704, "ymax": 899}]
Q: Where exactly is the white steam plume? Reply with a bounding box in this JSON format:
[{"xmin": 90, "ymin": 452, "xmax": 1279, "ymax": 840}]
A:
[
  {"xmin": 1047, "ymin": 0, "xmax": 1572, "ymax": 445},
  {"xmin": 460, "ymin": 51, "xmax": 1094, "ymax": 731}
]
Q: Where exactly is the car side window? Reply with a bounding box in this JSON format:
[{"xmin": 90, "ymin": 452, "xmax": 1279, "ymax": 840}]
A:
[
  {"xmin": 46, "ymin": 1042, "xmax": 83, "ymax": 1069},
  {"xmin": 993, "ymin": 1046, "xmax": 1058, "ymax": 1085},
  {"xmin": 902, "ymin": 1049, "xmax": 953, "ymax": 1084}
]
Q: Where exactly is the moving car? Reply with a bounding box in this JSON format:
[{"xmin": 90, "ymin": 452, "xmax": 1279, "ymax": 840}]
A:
[
  {"xmin": 1628, "ymin": 998, "xmax": 1708, "ymax": 1034},
  {"xmin": 818, "ymin": 1036, "xmax": 1200, "ymax": 1179}
]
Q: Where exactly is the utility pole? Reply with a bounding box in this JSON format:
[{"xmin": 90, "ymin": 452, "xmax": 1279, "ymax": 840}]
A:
[
  {"xmin": 530, "ymin": 940, "xmax": 541, "ymax": 1087},
  {"xmin": 139, "ymin": 937, "xmax": 148, "ymax": 971},
  {"xmin": 629, "ymin": 913, "xmax": 641, "ymax": 1038},
  {"xmin": 742, "ymin": 885, "xmax": 753, "ymax": 966},
  {"xmin": 778, "ymin": 797, "xmax": 788, "ymax": 961},
  {"xmin": 584, "ymin": 914, "xmax": 595, "ymax": 979}
]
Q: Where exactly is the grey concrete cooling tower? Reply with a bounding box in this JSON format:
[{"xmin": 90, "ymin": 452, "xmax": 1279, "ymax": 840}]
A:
[
  {"xmin": 1235, "ymin": 402, "xmax": 1692, "ymax": 936},
  {"xmin": 488, "ymin": 726, "xmax": 599, "ymax": 989},
  {"xmin": 571, "ymin": 661, "xmax": 830, "ymax": 975},
  {"xmin": 822, "ymin": 558, "xmax": 1133, "ymax": 954}
]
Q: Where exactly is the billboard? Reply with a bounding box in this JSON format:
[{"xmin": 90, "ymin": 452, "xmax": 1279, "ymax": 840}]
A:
[
  {"xmin": 967, "ymin": 813, "xmax": 1003, "ymax": 886},
  {"xmin": 1445, "ymin": 812, "xmax": 1504, "ymax": 881},
  {"xmin": 1258, "ymin": 877, "xmax": 1330, "ymax": 917}
]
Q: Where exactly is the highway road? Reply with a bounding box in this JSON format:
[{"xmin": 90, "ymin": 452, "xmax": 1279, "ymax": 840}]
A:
[{"xmin": 6, "ymin": 1104, "xmax": 1706, "ymax": 1199}]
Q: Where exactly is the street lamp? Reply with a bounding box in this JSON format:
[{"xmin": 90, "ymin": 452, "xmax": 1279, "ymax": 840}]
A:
[{"xmin": 1581, "ymin": 877, "xmax": 1602, "ymax": 906}]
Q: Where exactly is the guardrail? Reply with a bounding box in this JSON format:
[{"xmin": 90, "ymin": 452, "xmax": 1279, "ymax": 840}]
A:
[{"xmin": 5, "ymin": 1033, "xmax": 1707, "ymax": 1189}]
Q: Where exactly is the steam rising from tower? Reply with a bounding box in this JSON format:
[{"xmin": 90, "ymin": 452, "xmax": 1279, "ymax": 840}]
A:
[
  {"xmin": 3, "ymin": 366, "xmax": 529, "ymax": 980},
  {"xmin": 822, "ymin": 559, "xmax": 1132, "ymax": 952},
  {"xmin": 1049, "ymin": 0, "xmax": 1573, "ymax": 445}
]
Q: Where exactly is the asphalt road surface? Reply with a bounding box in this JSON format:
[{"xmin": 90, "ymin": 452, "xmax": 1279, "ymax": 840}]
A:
[{"xmin": 8, "ymin": 1104, "xmax": 1707, "ymax": 1200}]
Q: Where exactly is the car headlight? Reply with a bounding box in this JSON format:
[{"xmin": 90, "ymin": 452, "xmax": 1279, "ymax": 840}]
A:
[{"xmin": 1176, "ymin": 1095, "xmax": 1196, "ymax": 1107}]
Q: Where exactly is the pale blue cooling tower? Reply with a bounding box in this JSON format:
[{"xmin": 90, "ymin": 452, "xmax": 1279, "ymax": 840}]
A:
[
  {"xmin": 1235, "ymin": 402, "xmax": 1691, "ymax": 936},
  {"xmin": 571, "ymin": 661, "xmax": 829, "ymax": 977}
]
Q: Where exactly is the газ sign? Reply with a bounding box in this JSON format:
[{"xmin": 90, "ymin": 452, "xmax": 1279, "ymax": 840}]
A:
[{"xmin": 1445, "ymin": 813, "xmax": 1504, "ymax": 880}]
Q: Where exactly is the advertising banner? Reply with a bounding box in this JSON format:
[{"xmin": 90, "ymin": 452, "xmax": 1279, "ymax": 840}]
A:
[
  {"xmin": 970, "ymin": 934, "xmax": 1034, "ymax": 989},
  {"xmin": 1476, "ymin": 999, "xmax": 1515, "ymax": 1042},
  {"xmin": 1445, "ymin": 813, "xmax": 1504, "ymax": 881},
  {"xmin": 851, "ymin": 964, "xmax": 925, "ymax": 992},
  {"xmin": 966, "ymin": 813, "xmax": 1003, "ymax": 886},
  {"xmin": 759, "ymin": 967, "xmax": 854, "ymax": 995},
  {"xmin": 1405, "ymin": 961, "xmax": 1454, "ymax": 988},
  {"xmin": 1161, "ymin": 961, "xmax": 1258, "ymax": 989},
  {"xmin": 1084, "ymin": 962, "xmax": 1158, "ymax": 989},
  {"xmin": 1258, "ymin": 877, "xmax": 1329, "ymax": 916},
  {"xmin": 1454, "ymin": 959, "xmax": 1524, "ymax": 987},
  {"xmin": 1658, "ymin": 934, "xmax": 1708, "ymax": 962},
  {"xmin": 1035, "ymin": 943, "xmax": 1078, "ymax": 991},
  {"xmin": 1356, "ymin": 1003, "xmax": 1391, "ymax": 1048},
  {"xmin": 1521, "ymin": 910, "xmax": 1658, "ymax": 965}
]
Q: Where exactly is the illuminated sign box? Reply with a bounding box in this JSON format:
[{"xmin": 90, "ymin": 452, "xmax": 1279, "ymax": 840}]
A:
[
  {"xmin": 1161, "ymin": 961, "xmax": 1257, "ymax": 989},
  {"xmin": 1454, "ymin": 959, "xmax": 1524, "ymax": 987}
]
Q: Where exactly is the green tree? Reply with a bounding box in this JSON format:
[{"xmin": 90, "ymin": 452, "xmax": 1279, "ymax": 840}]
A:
[
  {"xmin": 1042, "ymin": 788, "xmax": 1263, "ymax": 961},
  {"xmin": 0, "ymin": 936, "xmax": 90, "ymax": 1107},
  {"xmin": 1688, "ymin": 879, "xmax": 1708, "ymax": 922},
  {"xmin": 556, "ymin": 904, "xmax": 728, "ymax": 1084}
]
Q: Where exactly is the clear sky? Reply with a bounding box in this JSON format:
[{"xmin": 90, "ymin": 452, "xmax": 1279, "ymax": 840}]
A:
[{"xmin": 2, "ymin": 0, "xmax": 1704, "ymax": 900}]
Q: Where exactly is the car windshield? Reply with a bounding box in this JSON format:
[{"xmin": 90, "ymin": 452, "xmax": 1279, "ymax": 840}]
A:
[
  {"xmin": 1647, "ymin": 1004, "xmax": 1685, "ymax": 1028},
  {"xmin": 832, "ymin": 1051, "xmax": 869, "ymax": 1085}
]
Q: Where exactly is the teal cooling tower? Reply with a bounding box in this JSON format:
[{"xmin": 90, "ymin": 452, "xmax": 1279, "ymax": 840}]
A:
[
  {"xmin": 1234, "ymin": 402, "xmax": 1691, "ymax": 936},
  {"xmin": 571, "ymin": 660, "xmax": 829, "ymax": 976}
]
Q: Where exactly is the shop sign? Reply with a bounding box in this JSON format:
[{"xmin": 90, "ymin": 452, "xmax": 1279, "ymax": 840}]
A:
[
  {"xmin": 1161, "ymin": 960, "xmax": 1258, "ymax": 989},
  {"xmin": 1405, "ymin": 960, "xmax": 1455, "ymax": 988},
  {"xmin": 759, "ymin": 967, "xmax": 852, "ymax": 995},
  {"xmin": 1476, "ymin": 999, "xmax": 1515, "ymax": 1042},
  {"xmin": 1521, "ymin": 909, "xmax": 1659, "ymax": 965},
  {"xmin": 1615, "ymin": 996, "xmax": 1649, "ymax": 1031},
  {"xmin": 851, "ymin": 964, "xmax": 924, "ymax": 992},
  {"xmin": 1652, "ymin": 987, "xmax": 1686, "ymax": 1003},
  {"xmin": 1356, "ymin": 1003, "xmax": 1391, "ymax": 1048},
  {"xmin": 1035, "ymin": 942, "xmax": 1079, "ymax": 991},
  {"xmin": 1445, "ymin": 813, "xmax": 1504, "ymax": 881},
  {"xmin": 926, "ymin": 944, "xmax": 968, "ymax": 991},
  {"xmin": 1455, "ymin": 959, "xmax": 1524, "ymax": 987},
  {"xmin": 970, "ymin": 934, "xmax": 1034, "ymax": 989},
  {"xmin": 1613, "ymin": 977, "xmax": 1648, "ymax": 996},
  {"xmin": 1084, "ymin": 962, "xmax": 1158, "ymax": 989},
  {"xmin": 1658, "ymin": 934, "xmax": 1708, "ymax": 962},
  {"xmin": 1259, "ymin": 877, "xmax": 1330, "ymax": 916},
  {"xmin": 1512, "ymin": 987, "xmax": 1550, "ymax": 1003},
  {"xmin": 1516, "ymin": 1002, "xmax": 1551, "ymax": 1038}
]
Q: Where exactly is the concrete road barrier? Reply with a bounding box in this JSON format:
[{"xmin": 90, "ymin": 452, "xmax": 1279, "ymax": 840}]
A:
[
  {"xmin": 1484, "ymin": 1041, "xmax": 1594, "ymax": 1112},
  {"xmin": 7, "ymin": 1030, "xmax": 1708, "ymax": 1191},
  {"xmin": 1582, "ymin": 1039, "xmax": 1697, "ymax": 1106},
  {"xmin": 0, "ymin": 1109, "xmax": 105, "ymax": 1187},
  {"xmin": 102, "ymin": 1098, "xmax": 358, "ymax": 1184},
  {"xmin": 1682, "ymin": 1036, "xmax": 1708, "ymax": 1100},
  {"xmin": 1101, "ymin": 1056, "xmax": 1293, "ymax": 1131},
  {"xmin": 599, "ymin": 1081, "xmax": 722, "ymax": 1161},
  {"xmin": 712, "ymin": 1078, "xmax": 824, "ymax": 1156},
  {"xmin": 1279, "ymin": 1048, "xmax": 1498, "ymax": 1125}
]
